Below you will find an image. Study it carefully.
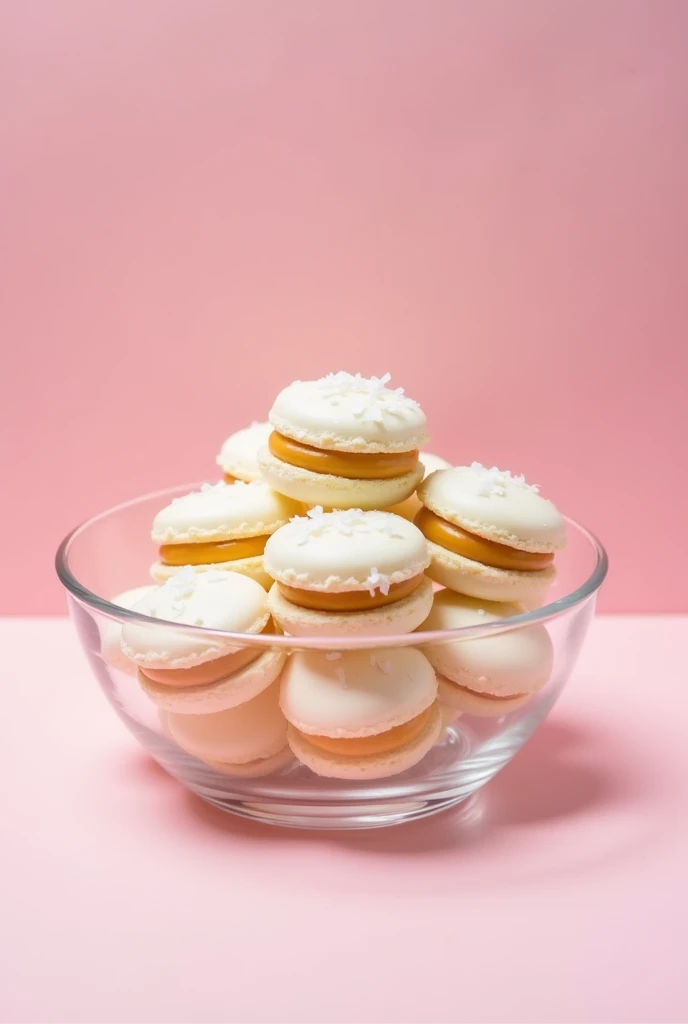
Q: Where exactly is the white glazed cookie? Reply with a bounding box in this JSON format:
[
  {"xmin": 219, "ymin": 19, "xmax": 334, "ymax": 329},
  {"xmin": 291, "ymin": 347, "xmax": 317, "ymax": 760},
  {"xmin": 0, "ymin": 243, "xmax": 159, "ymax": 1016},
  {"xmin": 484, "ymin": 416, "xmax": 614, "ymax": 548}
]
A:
[
  {"xmin": 264, "ymin": 508, "xmax": 429, "ymax": 591},
  {"xmin": 166, "ymin": 680, "xmax": 289, "ymax": 771},
  {"xmin": 259, "ymin": 371, "xmax": 429, "ymax": 509},
  {"xmin": 121, "ymin": 569, "xmax": 270, "ymax": 669},
  {"xmin": 263, "ymin": 508, "xmax": 433, "ymax": 637},
  {"xmin": 281, "ymin": 648, "xmax": 441, "ymax": 780},
  {"xmin": 269, "ymin": 371, "xmax": 428, "ymax": 453},
  {"xmin": 150, "ymin": 480, "xmax": 301, "ymax": 586},
  {"xmin": 421, "ymin": 591, "xmax": 553, "ymax": 716},
  {"xmin": 416, "ymin": 463, "xmax": 565, "ymax": 604},
  {"xmin": 216, "ymin": 421, "xmax": 272, "ymax": 482}
]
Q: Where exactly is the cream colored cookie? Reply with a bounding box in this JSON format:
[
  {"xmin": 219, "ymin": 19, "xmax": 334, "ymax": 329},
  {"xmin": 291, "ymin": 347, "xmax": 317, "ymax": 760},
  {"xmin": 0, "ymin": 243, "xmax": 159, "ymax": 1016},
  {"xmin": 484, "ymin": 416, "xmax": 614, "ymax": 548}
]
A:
[
  {"xmin": 269, "ymin": 371, "xmax": 428, "ymax": 453},
  {"xmin": 121, "ymin": 569, "xmax": 270, "ymax": 670},
  {"xmin": 418, "ymin": 463, "xmax": 566, "ymax": 552},
  {"xmin": 166, "ymin": 681, "xmax": 288, "ymax": 767},
  {"xmin": 99, "ymin": 585, "xmax": 157, "ymax": 675},
  {"xmin": 421, "ymin": 591, "xmax": 553, "ymax": 716},
  {"xmin": 263, "ymin": 508, "xmax": 431, "ymax": 637},
  {"xmin": 149, "ymin": 480, "xmax": 300, "ymax": 585},
  {"xmin": 281, "ymin": 648, "xmax": 440, "ymax": 780},
  {"xmin": 216, "ymin": 421, "xmax": 272, "ymax": 482}
]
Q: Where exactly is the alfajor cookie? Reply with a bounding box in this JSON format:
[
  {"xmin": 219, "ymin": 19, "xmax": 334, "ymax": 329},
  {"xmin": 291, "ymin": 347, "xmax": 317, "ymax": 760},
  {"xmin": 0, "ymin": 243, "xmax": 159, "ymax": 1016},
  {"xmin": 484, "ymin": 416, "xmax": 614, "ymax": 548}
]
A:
[
  {"xmin": 216, "ymin": 420, "xmax": 272, "ymax": 483},
  {"xmin": 385, "ymin": 451, "xmax": 452, "ymax": 522},
  {"xmin": 258, "ymin": 371, "xmax": 428, "ymax": 510},
  {"xmin": 281, "ymin": 648, "xmax": 441, "ymax": 779},
  {"xmin": 264, "ymin": 507, "xmax": 433, "ymax": 637},
  {"xmin": 416, "ymin": 462, "xmax": 566, "ymax": 605},
  {"xmin": 421, "ymin": 591, "xmax": 553, "ymax": 716},
  {"xmin": 121, "ymin": 569, "xmax": 285, "ymax": 714},
  {"xmin": 150, "ymin": 480, "xmax": 301, "ymax": 587},
  {"xmin": 164, "ymin": 680, "xmax": 292, "ymax": 776},
  {"xmin": 99, "ymin": 585, "xmax": 157, "ymax": 675}
]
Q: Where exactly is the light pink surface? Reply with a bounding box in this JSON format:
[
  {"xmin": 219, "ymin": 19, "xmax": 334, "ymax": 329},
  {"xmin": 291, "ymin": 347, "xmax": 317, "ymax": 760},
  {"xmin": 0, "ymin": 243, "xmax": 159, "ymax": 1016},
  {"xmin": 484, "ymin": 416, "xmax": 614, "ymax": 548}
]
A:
[
  {"xmin": 2, "ymin": 615, "xmax": 687, "ymax": 1024},
  {"xmin": 2, "ymin": 1, "xmax": 687, "ymax": 614}
]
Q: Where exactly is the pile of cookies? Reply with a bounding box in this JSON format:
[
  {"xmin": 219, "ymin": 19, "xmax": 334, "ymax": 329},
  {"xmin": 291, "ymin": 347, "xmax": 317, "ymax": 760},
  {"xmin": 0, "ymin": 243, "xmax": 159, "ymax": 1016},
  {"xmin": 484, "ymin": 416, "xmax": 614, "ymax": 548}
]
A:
[{"xmin": 107, "ymin": 371, "xmax": 565, "ymax": 781}]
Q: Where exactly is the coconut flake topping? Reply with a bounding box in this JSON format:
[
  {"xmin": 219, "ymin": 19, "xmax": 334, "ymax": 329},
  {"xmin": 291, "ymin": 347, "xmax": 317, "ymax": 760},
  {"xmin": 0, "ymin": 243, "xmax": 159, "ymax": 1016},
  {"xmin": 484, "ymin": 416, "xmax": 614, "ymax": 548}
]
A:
[
  {"xmin": 289, "ymin": 507, "xmax": 406, "ymax": 546},
  {"xmin": 364, "ymin": 567, "xmax": 391, "ymax": 597},
  {"xmin": 470, "ymin": 462, "xmax": 540, "ymax": 497},
  {"xmin": 314, "ymin": 370, "xmax": 420, "ymax": 423}
]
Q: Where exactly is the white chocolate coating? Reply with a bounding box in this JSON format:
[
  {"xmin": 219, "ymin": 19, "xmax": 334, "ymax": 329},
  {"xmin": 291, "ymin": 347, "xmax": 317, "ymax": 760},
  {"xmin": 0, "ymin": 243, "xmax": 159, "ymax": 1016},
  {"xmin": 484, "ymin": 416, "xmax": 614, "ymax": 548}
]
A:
[
  {"xmin": 280, "ymin": 647, "xmax": 437, "ymax": 738},
  {"xmin": 263, "ymin": 508, "xmax": 429, "ymax": 592},
  {"xmin": 120, "ymin": 569, "xmax": 270, "ymax": 669},
  {"xmin": 152, "ymin": 480, "xmax": 300, "ymax": 544},
  {"xmin": 269, "ymin": 372, "xmax": 428, "ymax": 453},
  {"xmin": 421, "ymin": 591, "xmax": 553, "ymax": 698}
]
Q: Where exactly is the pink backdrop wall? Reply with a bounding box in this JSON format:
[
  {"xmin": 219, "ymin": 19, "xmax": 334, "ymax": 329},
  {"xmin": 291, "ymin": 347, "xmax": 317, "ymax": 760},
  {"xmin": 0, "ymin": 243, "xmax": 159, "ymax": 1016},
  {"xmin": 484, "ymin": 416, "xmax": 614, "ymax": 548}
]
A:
[{"xmin": 2, "ymin": 0, "xmax": 687, "ymax": 615}]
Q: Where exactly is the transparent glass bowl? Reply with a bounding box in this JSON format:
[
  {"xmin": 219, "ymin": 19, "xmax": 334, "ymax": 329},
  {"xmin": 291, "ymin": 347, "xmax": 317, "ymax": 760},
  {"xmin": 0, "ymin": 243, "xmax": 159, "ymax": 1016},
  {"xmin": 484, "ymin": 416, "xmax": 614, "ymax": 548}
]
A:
[{"xmin": 56, "ymin": 483, "xmax": 607, "ymax": 830}]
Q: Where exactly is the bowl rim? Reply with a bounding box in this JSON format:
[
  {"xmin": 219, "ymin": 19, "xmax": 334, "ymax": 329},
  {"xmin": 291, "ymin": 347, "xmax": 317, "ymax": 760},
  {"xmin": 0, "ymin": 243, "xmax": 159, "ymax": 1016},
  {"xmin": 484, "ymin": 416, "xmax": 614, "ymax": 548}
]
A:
[{"xmin": 55, "ymin": 482, "xmax": 608, "ymax": 650}]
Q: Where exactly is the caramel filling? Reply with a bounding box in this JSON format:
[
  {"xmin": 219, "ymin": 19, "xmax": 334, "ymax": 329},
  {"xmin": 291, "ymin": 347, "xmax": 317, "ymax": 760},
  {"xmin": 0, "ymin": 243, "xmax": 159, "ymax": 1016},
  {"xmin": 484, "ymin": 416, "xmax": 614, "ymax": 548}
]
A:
[
  {"xmin": 452, "ymin": 682, "xmax": 527, "ymax": 704},
  {"xmin": 140, "ymin": 646, "xmax": 260, "ymax": 689},
  {"xmin": 278, "ymin": 574, "xmax": 423, "ymax": 612},
  {"xmin": 223, "ymin": 472, "xmax": 237, "ymax": 484},
  {"xmin": 269, "ymin": 431, "xmax": 418, "ymax": 480},
  {"xmin": 160, "ymin": 535, "xmax": 268, "ymax": 566},
  {"xmin": 414, "ymin": 508, "xmax": 554, "ymax": 572},
  {"xmin": 305, "ymin": 705, "xmax": 434, "ymax": 757}
]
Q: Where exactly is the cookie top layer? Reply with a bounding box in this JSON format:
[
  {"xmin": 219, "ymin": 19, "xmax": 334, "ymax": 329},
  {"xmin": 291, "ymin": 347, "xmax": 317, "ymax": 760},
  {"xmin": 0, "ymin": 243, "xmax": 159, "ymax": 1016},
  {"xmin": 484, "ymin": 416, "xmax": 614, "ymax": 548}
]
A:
[
  {"xmin": 120, "ymin": 569, "xmax": 270, "ymax": 669},
  {"xmin": 269, "ymin": 371, "xmax": 429, "ymax": 453},
  {"xmin": 421, "ymin": 590, "xmax": 553, "ymax": 696},
  {"xmin": 280, "ymin": 648, "xmax": 437, "ymax": 737},
  {"xmin": 264, "ymin": 508, "xmax": 430, "ymax": 592},
  {"xmin": 418, "ymin": 463, "xmax": 566, "ymax": 552},
  {"xmin": 152, "ymin": 480, "xmax": 300, "ymax": 544}
]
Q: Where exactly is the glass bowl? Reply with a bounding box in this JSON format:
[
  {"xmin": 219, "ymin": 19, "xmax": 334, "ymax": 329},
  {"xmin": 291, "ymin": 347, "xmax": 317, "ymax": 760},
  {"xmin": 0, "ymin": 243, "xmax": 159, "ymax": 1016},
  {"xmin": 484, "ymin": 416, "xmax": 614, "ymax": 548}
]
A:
[{"xmin": 56, "ymin": 483, "xmax": 607, "ymax": 830}]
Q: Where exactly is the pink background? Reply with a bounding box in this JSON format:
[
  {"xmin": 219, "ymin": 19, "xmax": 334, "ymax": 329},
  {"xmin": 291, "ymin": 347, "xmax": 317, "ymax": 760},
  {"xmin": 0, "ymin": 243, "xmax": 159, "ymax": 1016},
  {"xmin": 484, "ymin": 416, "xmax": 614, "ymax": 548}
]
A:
[{"xmin": 2, "ymin": 0, "xmax": 687, "ymax": 615}]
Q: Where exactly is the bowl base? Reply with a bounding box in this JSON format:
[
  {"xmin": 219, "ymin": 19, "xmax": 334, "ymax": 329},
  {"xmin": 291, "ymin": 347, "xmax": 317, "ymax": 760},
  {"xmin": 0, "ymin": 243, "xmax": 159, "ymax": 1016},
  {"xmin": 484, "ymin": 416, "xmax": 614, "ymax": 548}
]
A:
[
  {"xmin": 197, "ymin": 790, "xmax": 477, "ymax": 829},
  {"xmin": 143, "ymin": 713, "xmax": 549, "ymax": 829}
]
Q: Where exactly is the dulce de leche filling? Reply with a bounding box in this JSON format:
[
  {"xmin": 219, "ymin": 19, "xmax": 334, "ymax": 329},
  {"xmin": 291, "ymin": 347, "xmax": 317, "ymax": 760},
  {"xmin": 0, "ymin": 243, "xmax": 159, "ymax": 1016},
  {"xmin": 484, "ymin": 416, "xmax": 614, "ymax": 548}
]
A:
[
  {"xmin": 222, "ymin": 472, "xmax": 237, "ymax": 484},
  {"xmin": 414, "ymin": 507, "xmax": 554, "ymax": 572},
  {"xmin": 140, "ymin": 622, "xmax": 273, "ymax": 688},
  {"xmin": 304, "ymin": 705, "xmax": 434, "ymax": 757},
  {"xmin": 140, "ymin": 646, "xmax": 261, "ymax": 688},
  {"xmin": 278, "ymin": 574, "xmax": 423, "ymax": 612},
  {"xmin": 160, "ymin": 536, "xmax": 268, "ymax": 566},
  {"xmin": 269, "ymin": 431, "xmax": 418, "ymax": 480}
]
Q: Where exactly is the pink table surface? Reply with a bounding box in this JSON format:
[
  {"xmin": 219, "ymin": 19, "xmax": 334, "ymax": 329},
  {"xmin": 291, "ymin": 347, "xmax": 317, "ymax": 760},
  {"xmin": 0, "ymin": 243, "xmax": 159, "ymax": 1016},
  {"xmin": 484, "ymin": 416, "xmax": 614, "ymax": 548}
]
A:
[{"xmin": 1, "ymin": 615, "xmax": 687, "ymax": 1024}]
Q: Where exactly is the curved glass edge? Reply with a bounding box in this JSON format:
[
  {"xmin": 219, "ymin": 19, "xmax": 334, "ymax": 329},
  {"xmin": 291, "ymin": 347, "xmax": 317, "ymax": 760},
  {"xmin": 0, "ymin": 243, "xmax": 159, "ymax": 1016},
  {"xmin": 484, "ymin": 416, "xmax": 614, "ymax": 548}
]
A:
[{"xmin": 55, "ymin": 482, "xmax": 609, "ymax": 650}]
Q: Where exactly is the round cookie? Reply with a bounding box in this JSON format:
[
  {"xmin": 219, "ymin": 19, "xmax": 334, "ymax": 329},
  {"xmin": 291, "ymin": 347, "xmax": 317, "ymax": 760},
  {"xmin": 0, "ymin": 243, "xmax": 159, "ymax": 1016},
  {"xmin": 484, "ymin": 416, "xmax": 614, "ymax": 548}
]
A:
[
  {"xmin": 385, "ymin": 451, "xmax": 452, "ymax": 522},
  {"xmin": 281, "ymin": 648, "xmax": 441, "ymax": 780},
  {"xmin": 99, "ymin": 585, "xmax": 157, "ymax": 675},
  {"xmin": 216, "ymin": 421, "xmax": 272, "ymax": 483},
  {"xmin": 416, "ymin": 463, "xmax": 566, "ymax": 605},
  {"xmin": 259, "ymin": 371, "xmax": 428, "ymax": 510},
  {"xmin": 150, "ymin": 480, "xmax": 301, "ymax": 587},
  {"xmin": 264, "ymin": 508, "xmax": 433, "ymax": 637},
  {"xmin": 165, "ymin": 680, "xmax": 290, "ymax": 775},
  {"xmin": 420, "ymin": 591, "xmax": 554, "ymax": 717},
  {"xmin": 121, "ymin": 569, "xmax": 285, "ymax": 713}
]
